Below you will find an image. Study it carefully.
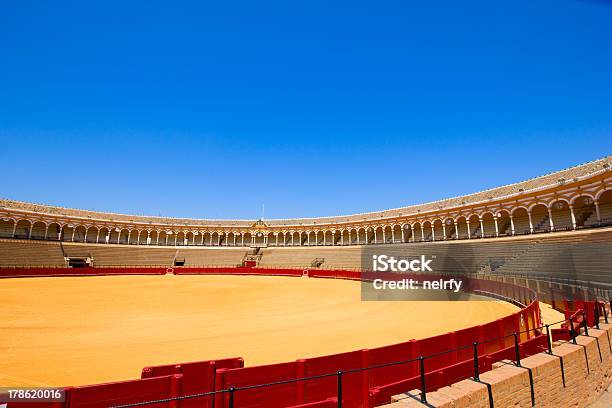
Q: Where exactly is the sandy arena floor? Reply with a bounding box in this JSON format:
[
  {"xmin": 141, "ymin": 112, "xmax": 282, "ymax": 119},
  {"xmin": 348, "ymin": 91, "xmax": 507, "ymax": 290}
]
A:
[{"xmin": 1, "ymin": 274, "xmax": 524, "ymax": 387}]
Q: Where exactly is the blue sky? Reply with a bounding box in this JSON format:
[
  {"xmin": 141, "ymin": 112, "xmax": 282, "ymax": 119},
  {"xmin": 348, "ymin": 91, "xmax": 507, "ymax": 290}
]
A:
[{"xmin": 1, "ymin": 1, "xmax": 611, "ymax": 219}]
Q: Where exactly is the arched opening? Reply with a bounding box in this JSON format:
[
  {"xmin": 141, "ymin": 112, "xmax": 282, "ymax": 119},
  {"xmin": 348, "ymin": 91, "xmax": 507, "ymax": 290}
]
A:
[
  {"xmin": 549, "ymin": 200, "xmax": 572, "ymax": 231},
  {"xmin": 443, "ymin": 219, "xmax": 455, "ymax": 239},
  {"xmin": 383, "ymin": 226, "xmax": 393, "ymax": 243},
  {"xmin": 137, "ymin": 230, "xmax": 147, "ymax": 245},
  {"xmin": 253, "ymin": 232, "xmax": 264, "ymax": 246},
  {"xmin": 571, "ymin": 195, "xmax": 596, "ymax": 228},
  {"xmin": 85, "ymin": 227, "xmax": 99, "ymax": 243},
  {"xmin": 456, "ymin": 217, "xmax": 468, "ymax": 239},
  {"xmin": 391, "ymin": 225, "xmax": 401, "ymax": 243},
  {"xmin": 530, "ymin": 204, "xmax": 550, "ymax": 233},
  {"xmin": 109, "ymin": 228, "xmax": 120, "ymax": 244},
  {"xmin": 374, "ymin": 226, "xmax": 383, "ymax": 244},
  {"xmin": 14, "ymin": 219, "xmax": 32, "ymax": 239},
  {"xmin": 511, "ymin": 207, "xmax": 530, "ymax": 235},
  {"xmin": 211, "ymin": 232, "xmax": 220, "ymax": 246},
  {"xmin": 325, "ymin": 230, "xmax": 334, "ymax": 245},
  {"xmin": 47, "ymin": 223, "xmax": 62, "ymax": 240},
  {"xmin": 72, "ymin": 225, "xmax": 86, "ymax": 242},
  {"xmin": 481, "ymin": 213, "xmax": 496, "ymax": 238},
  {"xmin": 357, "ymin": 228, "xmax": 366, "ymax": 245},
  {"xmin": 127, "ymin": 229, "xmax": 139, "ymax": 245},
  {"xmin": 596, "ymin": 190, "xmax": 612, "ymax": 226},
  {"xmin": 401, "ymin": 224, "xmax": 411, "ymax": 243},
  {"xmin": 366, "ymin": 228, "xmax": 374, "ymax": 244},
  {"xmin": 149, "ymin": 230, "xmax": 158, "ymax": 245},
  {"xmin": 30, "ymin": 221, "xmax": 47, "ymax": 240},
  {"xmin": 119, "ymin": 229, "xmax": 130, "ymax": 244},
  {"xmin": 61, "ymin": 224, "xmax": 75, "ymax": 241},
  {"xmin": 467, "ymin": 215, "xmax": 480, "ymax": 238},
  {"xmin": 158, "ymin": 231, "xmax": 168, "ymax": 245},
  {"xmin": 0, "ymin": 218, "xmax": 15, "ymax": 238},
  {"xmin": 496, "ymin": 210, "xmax": 511, "ymax": 236},
  {"xmin": 348, "ymin": 229, "xmax": 356, "ymax": 245},
  {"xmin": 243, "ymin": 232, "xmax": 252, "ymax": 246},
  {"xmin": 422, "ymin": 221, "xmax": 432, "ymax": 241},
  {"xmin": 413, "ymin": 222, "xmax": 423, "ymax": 242}
]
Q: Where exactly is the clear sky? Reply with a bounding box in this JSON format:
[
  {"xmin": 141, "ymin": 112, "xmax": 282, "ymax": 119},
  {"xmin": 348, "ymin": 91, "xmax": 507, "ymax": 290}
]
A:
[{"xmin": 1, "ymin": 1, "xmax": 611, "ymax": 220}]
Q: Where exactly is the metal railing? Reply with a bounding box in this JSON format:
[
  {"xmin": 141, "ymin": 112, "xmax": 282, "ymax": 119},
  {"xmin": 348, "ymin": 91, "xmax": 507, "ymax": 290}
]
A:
[{"xmin": 107, "ymin": 310, "xmax": 608, "ymax": 408}]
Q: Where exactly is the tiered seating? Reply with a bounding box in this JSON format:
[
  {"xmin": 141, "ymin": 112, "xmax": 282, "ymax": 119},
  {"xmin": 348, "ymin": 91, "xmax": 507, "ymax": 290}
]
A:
[
  {"xmin": 258, "ymin": 246, "xmax": 363, "ymax": 269},
  {"xmin": 2, "ymin": 229, "xmax": 611, "ymax": 280},
  {"xmin": 63, "ymin": 243, "xmax": 177, "ymax": 266},
  {"xmin": 175, "ymin": 247, "xmax": 247, "ymax": 266},
  {"xmin": 0, "ymin": 239, "xmax": 65, "ymax": 266}
]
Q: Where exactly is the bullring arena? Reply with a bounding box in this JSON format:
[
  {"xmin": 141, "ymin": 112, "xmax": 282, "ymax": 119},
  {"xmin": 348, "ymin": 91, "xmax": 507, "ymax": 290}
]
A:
[{"xmin": 2, "ymin": 156, "xmax": 612, "ymax": 408}]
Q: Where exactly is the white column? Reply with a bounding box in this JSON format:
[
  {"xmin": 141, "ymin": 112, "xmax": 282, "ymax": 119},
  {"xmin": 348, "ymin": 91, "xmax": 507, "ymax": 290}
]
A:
[
  {"xmin": 454, "ymin": 223, "xmax": 459, "ymax": 239},
  {"xmin": 594, "ymin": 200, "xmax": 602, "ymax": 223},
  {"xmin": 494, "ymin": 217, "xmax": 499, "ymax": 237},
  {"xmin": 392, "ymin": 229, "xmax": 396, "ymax": 243},
  {"xmin": 241, "ymin": 234, "xmax": 245, "ymax": 246},
  {"xmin": 401, "ymin": 228, "xmax": 405, "ymax": 243},
  {"xmin": 147, "ymin": 231, "xmax": 151, "ymax": 245},
  {"xmin": 28, "ymin": 223, "xmax": 34, "ymax": 239},
  {"xmin": 106, "ymin": 231, "xmax": 110, "ymax": 244},
  {"xmin": 547, "ymin": 208, "xmax": 555, "ymax": 231},
  {"xmin": 569, "ymin": 205, "xmax": 577, "ymax": 230},
  {"xmin": 466, "ymin": 221, "xmax": 471, "ymax": 239},
  {"xmin": 510, "ymin": 215, "xmax": 515, "ymax": 235},
  {"xmin": 442, "ymin": 224, "xmax": 446, "ymax": 240},
  {"xmin": 233, "ymin": 234, "xmax": 237, "ymax": 246},
  {"xmin": 410, "ymin": 226, "xmax": 415, "ymax": 242},
  {"xmin": 527, "ymin": 211, "xmax": 534, "ymax": 233},
  {"xmin": 420, "ymin": 227, "xmax": 425, "ymax": 241},
  {"xmin": 71, "ymin": 228, "xmax": 76, "ymax": 242},
  {"xmin": 217, "ymin": 234, "xmax": 221, "ymax": 246},
  {"xmin": 374, "ymin": 230, "xmax": 378, "ymax": 244},
  {"xmin": 431, "ymin": 225, "xmax": 435, "ymax": 241},
  {"xmin": 157, "ymin": 233, "xmax": 161, "ymax": 245},
  {"xmin": 478, "ymin": 218, "xmax": 484, "ymax": 238},
  {"xmin": 307, "ymin": 233, "xmax": 311, "ymax": 246}
]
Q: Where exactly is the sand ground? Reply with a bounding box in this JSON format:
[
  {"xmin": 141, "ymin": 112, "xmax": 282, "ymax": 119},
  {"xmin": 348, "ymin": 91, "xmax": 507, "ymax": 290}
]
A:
[{"xmin": 1, "ymin": 274, "xmax": 530, "ymax": 387}]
